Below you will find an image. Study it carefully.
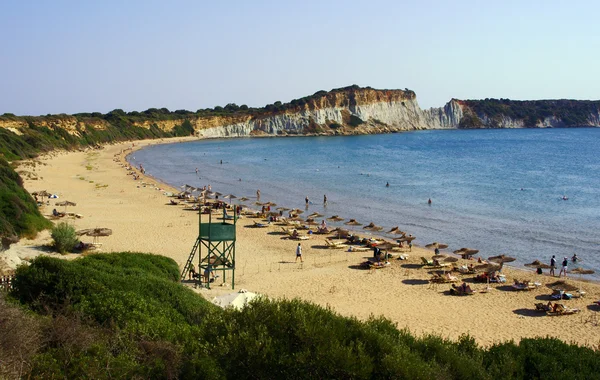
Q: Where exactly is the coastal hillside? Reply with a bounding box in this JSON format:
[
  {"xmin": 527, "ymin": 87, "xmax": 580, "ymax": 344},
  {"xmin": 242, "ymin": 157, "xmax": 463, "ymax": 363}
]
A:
[
  {"xmin": 1, "ymin": 85, "xmax": 599, "ymax": 242},
  {"xmin": 3, "ymin": 252, "xmax": 599, "ymax": 378},
  {"xmin": 1, "ymin": 86, "xmax": 599, "ymax": 142}
]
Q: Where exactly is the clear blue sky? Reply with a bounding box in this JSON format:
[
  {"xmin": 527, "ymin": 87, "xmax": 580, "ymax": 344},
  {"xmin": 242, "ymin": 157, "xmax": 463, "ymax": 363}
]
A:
[{"xmin": 2, "ymin": 0, "xmax": 599, "ymax": 116}]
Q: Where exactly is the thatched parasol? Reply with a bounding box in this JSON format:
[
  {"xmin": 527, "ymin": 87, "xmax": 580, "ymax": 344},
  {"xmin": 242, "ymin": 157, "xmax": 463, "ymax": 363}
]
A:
[
  {"xmin": 223, "ymin": 194, "xmax": 237, "ymax": 204},
  {"xmin": 308, "ymin": 212, "xmax": 324, "ymax": 218},
  {"xmin": 376, "ymin": 241, "xmax": 398, "ymax": 250},
  {"xmin": 55, "ymin": 200, "xmax": 76, "ymax": 213},
  {"xmin": 290, "ymin": 208, "xmax": 304, "ymax": 215},
  {"xmin": 546, "ymin": 280, "xmax": 580, "ymax": 292},
  {"xmin": 426, "ymin": 242, "xmax": 449, "ymax": 249},
  {"xmin": 327, "ymin": 215, "xmax": 345, "ymax": 222},
  {"xmin": 345, "ymin": 219, "xmax": 361, "ymax": 226},
  {"xmin": 32, "ymin": 190, "xmax": 51, "ymax": 202},
  {"xmin": 263, "ymin": 201, "xmax": 277, "ymax": 207},
  {"xmin": 79, "ymin": 227, "xmax": 112, "ymax": 244},
  {"xmin": 397, "ymin": 235, "xmax": 416, "ymax": 242},
  {"xmin": 239, "ymin": 197, "xmax": 250, "ymax": 202},
  {"xmin": 277, "ymin": 207, "xmax": 290, "ymax": 211},
  {"xmin": 488, "ymin": 255, "xmax": 516, "ymax": 264},
  {"xmin": 432, "ymin": 254, "xmax": 459, "ymax": 263},
  {"xmin": 524, "ymin": 260, "xmax": 552, "ymax": 269},
  {"xmin": 570, "ymin": 268, "xmax": 595, "ymax": 275},
  {"xmin": 454, "ymin": 248, "xmax": 479, "ymax": 259},
  {"xmin": 474, "ymin": 263, "xmax": 501, "ymax": 272},
  {"xmin": 363, "ymin": 222, "xmax": 383, "ymax": 231}
]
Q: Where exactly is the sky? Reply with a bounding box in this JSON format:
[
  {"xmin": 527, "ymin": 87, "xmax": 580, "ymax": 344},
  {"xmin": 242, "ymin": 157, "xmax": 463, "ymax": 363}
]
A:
[{"xmin": 1, "ymin": 0, "xmax": 599, "ymax": 116}]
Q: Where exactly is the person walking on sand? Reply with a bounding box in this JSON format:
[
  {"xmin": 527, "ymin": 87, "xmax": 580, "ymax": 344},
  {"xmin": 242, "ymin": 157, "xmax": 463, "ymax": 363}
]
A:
[
  {"xmin": 550, "ymin": 255, "xmax": 557, "ymax": 276},
  {"xmin": 295, "ymin": 243, "xmax": 303, "ymax": 263},
  {"xmin": 559, "ymin": 256, "xmax": 569, "ymax": 278}
]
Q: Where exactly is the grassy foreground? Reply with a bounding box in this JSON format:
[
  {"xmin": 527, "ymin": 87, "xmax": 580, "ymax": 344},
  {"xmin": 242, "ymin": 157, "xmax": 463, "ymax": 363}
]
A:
[{"xmin": 2, "ymin": 252, "xmax": 599, "ymax": 379}]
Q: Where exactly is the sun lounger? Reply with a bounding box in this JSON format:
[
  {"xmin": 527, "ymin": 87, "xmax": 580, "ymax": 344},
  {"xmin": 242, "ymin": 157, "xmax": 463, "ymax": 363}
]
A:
[
  {"xmin": 421, "ymin": 257, "xmax": 434, "ymax": 266},
  {"xmin": 325, "ymin": 240, "xmax": 347, "ymax": 249},
  {"xmin": 430, "ymin": 273, "xmax": 459, "ymax": 283},
  {"xmin": 512, "ymin": 280, "xmax": 538, "ymax": 291},
  {"xmin": 253, "ymin": 221, "xmax": 269, "ymax": 228},
  {"xmin": 546, "ymin": 303, "xmax": 581, "ymax": 316}
]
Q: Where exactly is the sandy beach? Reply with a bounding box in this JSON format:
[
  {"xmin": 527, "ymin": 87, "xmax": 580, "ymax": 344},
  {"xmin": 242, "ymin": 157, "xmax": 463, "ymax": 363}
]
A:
[{"xmin": 4, "ymin": 137, "xmax": 600, "ymax": 348}]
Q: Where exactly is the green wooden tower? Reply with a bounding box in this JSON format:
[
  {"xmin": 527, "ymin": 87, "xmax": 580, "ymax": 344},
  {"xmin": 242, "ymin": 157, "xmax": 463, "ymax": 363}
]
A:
[{"xmin": 181, "ymin": 205, "xmax": 237, "ymax": 289}]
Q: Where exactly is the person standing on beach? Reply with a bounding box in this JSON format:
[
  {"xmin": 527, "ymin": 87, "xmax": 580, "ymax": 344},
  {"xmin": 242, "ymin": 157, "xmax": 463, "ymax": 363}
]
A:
[
  {"xmin": 295, "ymin": 243, "xmax": 303, "ymax": 263},
  {"xmin": 257, "ymin": 189, "xmax": 261, "ymax": 201},
  {"xmin": 550, "ymin": 255, "xmax": 556, "ymax": 276},
  {"xmin": 305, "ymin": 196, "xmax": 310, "ymax": 207},
  {"xmin": 559, "ymin": 257, "xmax": 569, "ymax": 278}
]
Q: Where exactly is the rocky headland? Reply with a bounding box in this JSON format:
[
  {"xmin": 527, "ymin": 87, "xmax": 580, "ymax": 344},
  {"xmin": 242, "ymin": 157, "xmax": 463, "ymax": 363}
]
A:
[{"xmin": 1, "ymin": 86, "xmax": 599, "ymax": 142}]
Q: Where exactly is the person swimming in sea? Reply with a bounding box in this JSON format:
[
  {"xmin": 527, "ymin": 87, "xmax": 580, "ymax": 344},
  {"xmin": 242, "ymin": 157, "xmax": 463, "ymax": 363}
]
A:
[
  {"xmin": 562, "ymin": 195, "xmax": 568, "ymax": 200},
  {"xmin": 385, "ymin": 182, "xmax": 390, "ymax": 187},
  {"xmin": 428, "ymin": 198, "xmax": 432, "ymax": 205}
]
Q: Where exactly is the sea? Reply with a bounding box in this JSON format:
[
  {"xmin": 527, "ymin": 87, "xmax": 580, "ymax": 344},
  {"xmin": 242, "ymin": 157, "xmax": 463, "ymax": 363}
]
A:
[{"xmin": 129, "ymin": 128, "xmax": 600, "ymax": 278}]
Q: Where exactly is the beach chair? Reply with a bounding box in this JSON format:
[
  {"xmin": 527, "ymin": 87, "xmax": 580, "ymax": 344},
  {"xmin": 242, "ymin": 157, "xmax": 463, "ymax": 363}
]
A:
[
  {"xmin": 253, "ymin": 221, "xmax": 269, "ymax": 228},
  {"xmin": 535, "ymin": 302, "xmax": 552, "ymax": 312},
  {"xmin": 421, "ymin": 257, "xmax": 434, "ymax": 266},
  {"xmin": 546, "ymin": 303, "xmax": 581, "ymax": 316},
  {"xmin": 512, "ymin": 280, "xmax": 538, "ymax": 291},
  {"xmin": 325, "ymin": 240, "xmax": 346, "ymax": 249}
]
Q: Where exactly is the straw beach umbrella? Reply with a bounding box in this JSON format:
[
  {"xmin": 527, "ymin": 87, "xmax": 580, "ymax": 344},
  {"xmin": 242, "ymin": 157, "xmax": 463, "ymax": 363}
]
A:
[
  {"xmin": 454, "ymin": 248, "xmax": 479, "ymax": 259},
  {"xmin": 79, "ymin": 227, "xmax": 112, "ymax": 244},
  {"xmin": 524, "ymin": 260, "xmax": 552, "ymax": 269},
  {"xmin": 33, "ymin": 190, "xmax": 51, "ymax": 203},
  {"xmin": 327, "ymin": 215, "xmax": 344, "ymax": 222},
  {"xmin": 55, "ymin": 200, "xmax": 76, "ymax": 213},
  {"xmin": 223, "ymin": 194, "xmax": 237, "ymax": 204},
  {"xmin": 345, "ymin": 219, "xmax": 361, "ymax": 226},
  {"xmin": 363, "ymin": 222, "xmax": 383, "ymax": 231},
  {"xmin": 387, "ymin": 226, "xmax": 406, "ymax": 235},
  {"xmin": 437, "ymin": 255, "xmax": 459, "ymax": 263},
  {"xmin": 569, "ymin": 267, "xmax": 595, "ymax": 280},
  {"xmin": 397, "ymin": 235, "xmax": 416, "ymax": 242},
  {"xmin": 474, "ymin": 263, "xmax": 501, "ymax": 272},
  {"xmin": 425, "ymin": 242, "xmax": 449, "ymax": 249},
  {"xmin": 308, "ymin": 212, "xmax": 324, "ymax": 218},
  {"xmin": 546, "ymin": 280, "xmax": 580, "ymax": 292},
  {"xmin": 570, "ymin": 267, "xmax": 595, "ymax": 275},
  {"xmin": 488, "ymin": 255, "xmax": 516, "ymax": 264}
]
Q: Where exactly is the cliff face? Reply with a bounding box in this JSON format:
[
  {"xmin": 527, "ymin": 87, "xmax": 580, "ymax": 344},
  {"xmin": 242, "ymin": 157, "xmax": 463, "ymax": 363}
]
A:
[
  {"xmin": 197, "ymin": 88, "xmax": 462, "ymax": 138},
  {"xmin": 1, "ymin": 88, "xmax": 599, "ymax": 141}
]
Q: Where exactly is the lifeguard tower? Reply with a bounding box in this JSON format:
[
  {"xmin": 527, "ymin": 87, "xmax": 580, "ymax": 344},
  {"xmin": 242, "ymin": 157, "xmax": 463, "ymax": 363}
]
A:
[{"xmin": 181, "ymin": 205, "xmax": 237, "ymax": 289}]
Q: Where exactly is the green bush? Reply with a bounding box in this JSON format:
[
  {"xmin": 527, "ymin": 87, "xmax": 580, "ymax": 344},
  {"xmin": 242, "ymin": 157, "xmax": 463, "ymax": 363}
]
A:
[
  {"xmin": 9, "ymin": 252, "xmax": 600, "ymax": 379},
  {"xmin": 0, "ymin": 157, "xmax": 51, "ymax": 239},
  {"xmin": 51, "ymin": 222, "xmax": 78, "ymax": 254}
]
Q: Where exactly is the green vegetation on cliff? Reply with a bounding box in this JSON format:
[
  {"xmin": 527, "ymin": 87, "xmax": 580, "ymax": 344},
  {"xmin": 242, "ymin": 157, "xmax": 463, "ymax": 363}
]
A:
[
  {"xmin": 0, "ymin": 157, "xmax": 51, "ymax": 239},
  {"xmin": 3, "ymin": 252, "xmax": 599, "ymax": 379},
  {"xmin": 460, "ymin": 99, "xmax": 600, "ymax": 128}
]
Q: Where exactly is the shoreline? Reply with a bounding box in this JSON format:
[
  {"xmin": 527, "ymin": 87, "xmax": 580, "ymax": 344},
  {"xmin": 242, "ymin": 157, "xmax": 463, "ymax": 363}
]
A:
[{"xmin": 5, "ymin": 135, "xmax": 600, "ymax": 347}]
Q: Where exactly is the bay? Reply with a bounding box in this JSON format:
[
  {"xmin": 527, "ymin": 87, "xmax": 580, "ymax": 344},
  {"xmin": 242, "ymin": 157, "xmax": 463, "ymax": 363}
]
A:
[{"xmin": 130, "ymin": 128, "xmax": 600, "ymax": 277}]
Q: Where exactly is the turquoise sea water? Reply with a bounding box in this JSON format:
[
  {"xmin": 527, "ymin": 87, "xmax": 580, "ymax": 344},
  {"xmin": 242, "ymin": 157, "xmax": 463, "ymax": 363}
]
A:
[{"xmin": 130, "ymin": 128, "xmax": 600, "ymax": 276}]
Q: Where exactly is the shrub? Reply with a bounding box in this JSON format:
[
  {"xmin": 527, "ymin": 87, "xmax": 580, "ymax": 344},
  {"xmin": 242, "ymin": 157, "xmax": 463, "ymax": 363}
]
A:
[{"xmin": 51, "ymin": 222, "xmax": 78, "ymax": 254}]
